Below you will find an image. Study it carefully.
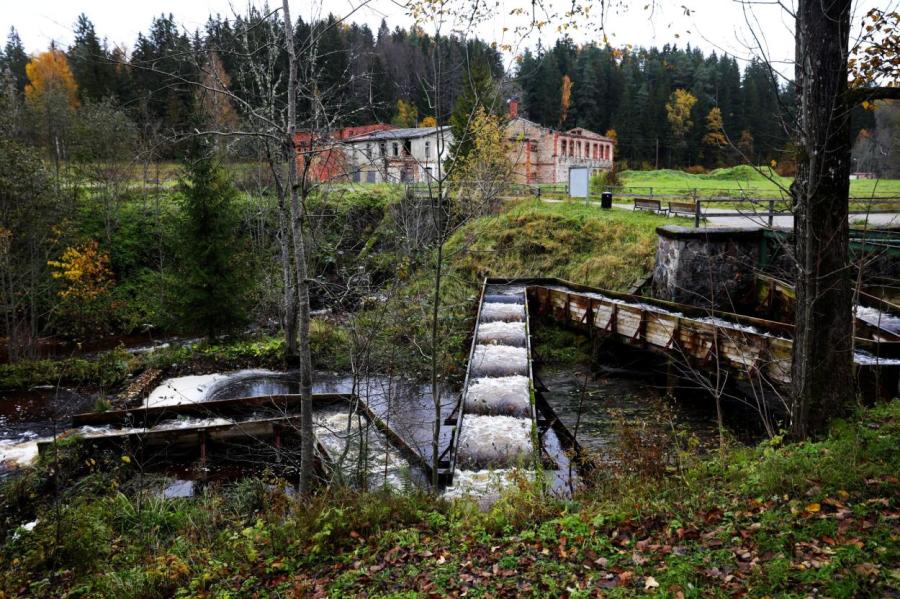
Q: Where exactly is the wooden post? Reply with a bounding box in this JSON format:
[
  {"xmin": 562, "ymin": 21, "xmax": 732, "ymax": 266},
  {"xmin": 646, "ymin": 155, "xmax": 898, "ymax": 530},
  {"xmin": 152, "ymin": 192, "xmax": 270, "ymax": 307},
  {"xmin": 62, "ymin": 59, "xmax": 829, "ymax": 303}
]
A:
[
  {"xmin": 694, "ymin": 197, "xmax": 702, "ymax": 228},
  {"xmin": 274, "ymin": 425, "xmax": 282, "ymax": 463},
  {"xmin": 199, "ymin": 431, "xmax": 207, "ymax": 464},
  {"xmin": 768, "ymin": 199, "xmax": 774, "ymax": 228},
  {"xmin": 665, "ymin": 354, "xmax": 679, "ymax": 397}
]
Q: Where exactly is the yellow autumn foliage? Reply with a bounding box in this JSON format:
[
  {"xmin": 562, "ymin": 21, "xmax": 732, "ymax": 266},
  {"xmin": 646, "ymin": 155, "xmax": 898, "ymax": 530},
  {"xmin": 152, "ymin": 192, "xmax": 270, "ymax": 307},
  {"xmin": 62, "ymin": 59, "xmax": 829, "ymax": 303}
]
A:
[
  {"xmin": 48, "ymin": 240, "xmax": 113, "ymax": 301},
  {"xmin": 24, "ymin": 49, "xmax": 80, "ymax": 110}
]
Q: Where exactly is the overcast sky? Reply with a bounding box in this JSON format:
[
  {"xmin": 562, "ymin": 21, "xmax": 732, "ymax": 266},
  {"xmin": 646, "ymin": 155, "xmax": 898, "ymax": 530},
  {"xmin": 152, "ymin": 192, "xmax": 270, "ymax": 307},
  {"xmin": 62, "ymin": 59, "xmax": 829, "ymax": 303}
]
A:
[{"xmin": 2, "ymin": 0, "xmax": 894, "ymax": 77}]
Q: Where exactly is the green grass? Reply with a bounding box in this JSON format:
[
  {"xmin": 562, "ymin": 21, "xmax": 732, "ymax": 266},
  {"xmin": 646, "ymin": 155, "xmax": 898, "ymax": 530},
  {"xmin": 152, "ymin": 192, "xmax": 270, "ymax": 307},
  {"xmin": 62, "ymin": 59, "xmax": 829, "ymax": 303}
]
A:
[
  {"xmin": 618, "ymin": 166, "xmax": 900, "ymax": 199},
  {"xmin": 446, "ymin": 199, "xmax": 671, "ymax": 291}
]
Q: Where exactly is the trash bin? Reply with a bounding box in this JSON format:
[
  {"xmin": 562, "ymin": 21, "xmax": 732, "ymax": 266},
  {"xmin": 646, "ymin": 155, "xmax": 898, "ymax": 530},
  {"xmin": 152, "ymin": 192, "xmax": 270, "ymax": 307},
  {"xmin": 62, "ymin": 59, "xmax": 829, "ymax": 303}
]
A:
[{"xmin": 601, "ymin": 191, "xmax": 613, "ymax": 209}]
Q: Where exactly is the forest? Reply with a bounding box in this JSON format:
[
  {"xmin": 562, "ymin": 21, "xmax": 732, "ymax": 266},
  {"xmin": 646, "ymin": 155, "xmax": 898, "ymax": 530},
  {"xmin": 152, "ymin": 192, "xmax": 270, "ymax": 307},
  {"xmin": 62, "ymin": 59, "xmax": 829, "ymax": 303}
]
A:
[{"xmin": 1, "ymin": 11, "xmax": 885, "ymax": 172}]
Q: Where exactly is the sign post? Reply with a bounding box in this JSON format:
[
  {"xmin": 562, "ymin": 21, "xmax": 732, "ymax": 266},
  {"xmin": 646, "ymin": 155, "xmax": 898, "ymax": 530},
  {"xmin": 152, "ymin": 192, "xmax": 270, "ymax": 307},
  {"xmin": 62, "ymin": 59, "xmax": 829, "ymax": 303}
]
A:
[{"xmin": 568, "ymin": 166, "xmax": 590, "ymax": 205}]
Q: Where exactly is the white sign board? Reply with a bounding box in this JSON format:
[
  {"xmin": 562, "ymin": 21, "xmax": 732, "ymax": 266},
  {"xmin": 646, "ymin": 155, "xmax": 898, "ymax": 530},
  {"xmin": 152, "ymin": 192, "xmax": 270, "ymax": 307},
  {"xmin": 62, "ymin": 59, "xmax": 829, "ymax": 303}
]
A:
[{"xmin": 568, "ymin": 167, "xmax": 589, "ymax": 198}]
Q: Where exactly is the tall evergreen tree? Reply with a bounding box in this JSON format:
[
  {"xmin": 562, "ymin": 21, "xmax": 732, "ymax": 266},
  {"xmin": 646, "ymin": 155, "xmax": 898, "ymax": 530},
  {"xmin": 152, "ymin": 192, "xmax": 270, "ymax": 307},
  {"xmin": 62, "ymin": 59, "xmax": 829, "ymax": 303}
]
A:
[
  {"xmin": 1, "ymin": 28, "xmax": 28, "ymax": 92},
  {"xmin": 177, "ymin": 135, "xmax": 247, "ymax": 339},
  {"xmin": 68, "ymin": 14, "xmax": 115, "ymax": 102}
]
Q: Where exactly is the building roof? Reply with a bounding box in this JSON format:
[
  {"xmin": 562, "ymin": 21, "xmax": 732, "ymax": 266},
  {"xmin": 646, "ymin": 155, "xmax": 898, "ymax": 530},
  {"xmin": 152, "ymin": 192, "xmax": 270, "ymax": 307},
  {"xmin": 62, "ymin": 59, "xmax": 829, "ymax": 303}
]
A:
[
  {"xmin": 505, "ymin": 117, "xmax": 613, "ymax": 143},
  {"xmin": 348, "ymin": 126, "xmax": 450, "ymax": 142}
]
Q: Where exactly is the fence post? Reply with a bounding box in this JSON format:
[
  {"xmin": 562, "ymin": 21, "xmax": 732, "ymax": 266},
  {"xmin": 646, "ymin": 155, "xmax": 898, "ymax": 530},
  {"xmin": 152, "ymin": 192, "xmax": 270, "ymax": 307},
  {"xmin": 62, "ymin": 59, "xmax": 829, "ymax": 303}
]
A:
[
  {"xmin": 767, "ymin": 199, "xmax": 774, "ymax": 228},
  {"xmin": 694, "ymin": 195, "xmax": 702, "ymax": 228}
]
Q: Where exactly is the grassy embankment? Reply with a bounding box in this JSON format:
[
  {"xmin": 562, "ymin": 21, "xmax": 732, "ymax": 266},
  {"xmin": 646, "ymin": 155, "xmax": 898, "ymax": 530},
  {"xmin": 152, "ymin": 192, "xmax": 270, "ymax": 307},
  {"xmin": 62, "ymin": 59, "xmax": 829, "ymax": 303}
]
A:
[{"xmin": 2, "ymin": 399, "xmax": 897, "ymax": 597}]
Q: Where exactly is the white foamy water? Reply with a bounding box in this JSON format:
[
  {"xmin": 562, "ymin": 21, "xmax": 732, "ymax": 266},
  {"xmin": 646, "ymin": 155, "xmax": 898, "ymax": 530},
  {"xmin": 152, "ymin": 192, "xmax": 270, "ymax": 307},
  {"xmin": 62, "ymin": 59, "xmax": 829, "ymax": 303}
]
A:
[
  {"xmin": 480, "ymin": 303, "xmax": 525, "ymax": 323},
  {"xmin": 151, "ymin": 417, "xmax": 233, "ymax": 431},
  {"xmin": 855, "ymin": 305, "xmax": 900, "ymax": 334},
  {"xmin": 314, "ymin": 409, "xmax": 410, "ymax": 489},
  {"xmin": 456, "ymin": 415, "xmax": 533, "ymax": 468},
  {"xmin": 444, "ymin": 468, "xmax": 532, "ymax": 504},
  {"xmin": 144, "ymin": 369, "xmax": 278, "ymax": 407},
  {"xmin": 476, "ymin": 321, "xmax": 527, "ymax": 346},
  {"xmin": 0, "ymin": 437, "xmax": 47, "ymax": 469},
  {"xmin": 470, "ymin": 345, "xmax": 529, "ymax": 377},
  {"xmin": 465, "ymin": 376, "xmax": 531, "ymax": 416}
]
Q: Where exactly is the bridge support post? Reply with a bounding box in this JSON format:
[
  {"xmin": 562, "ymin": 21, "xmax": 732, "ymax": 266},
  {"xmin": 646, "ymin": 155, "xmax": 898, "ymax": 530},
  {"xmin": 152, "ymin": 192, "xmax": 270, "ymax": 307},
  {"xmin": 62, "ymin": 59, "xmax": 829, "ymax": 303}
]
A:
[
  {"xmin": 273, "ymin": 425, "xmax": 283, "ymax": 463},
  {"xmin": 665, "ymin": 355, "xmax": 680, "ymax": 397}
]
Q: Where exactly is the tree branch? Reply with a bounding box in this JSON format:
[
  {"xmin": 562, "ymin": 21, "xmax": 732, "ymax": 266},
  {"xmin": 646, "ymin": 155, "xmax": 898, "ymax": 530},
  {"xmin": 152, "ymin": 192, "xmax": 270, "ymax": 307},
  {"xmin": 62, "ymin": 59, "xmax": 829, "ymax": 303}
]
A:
[{"xmin": 846, "ymin": 86, "xmax": 900, "ymax": 106}]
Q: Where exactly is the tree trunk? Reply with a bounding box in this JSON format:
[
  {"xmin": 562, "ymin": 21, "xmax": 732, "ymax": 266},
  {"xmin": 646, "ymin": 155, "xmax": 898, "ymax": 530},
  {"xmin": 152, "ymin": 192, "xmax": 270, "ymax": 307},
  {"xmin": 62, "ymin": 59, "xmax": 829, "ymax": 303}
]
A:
[
  {"xmin": 430, "ymin": 239, "xmax": 444, "ymax": 488},
  {"xmin": 281, "ymin": 0, "xmax": 315, "ymax": 493},
  {"xmin": 277, "ymin": 191, "xmax": 299, "ymax": 359},
  {"xmin": 790, "ymin": 0, "xmax": 854, "ymax": 438}
]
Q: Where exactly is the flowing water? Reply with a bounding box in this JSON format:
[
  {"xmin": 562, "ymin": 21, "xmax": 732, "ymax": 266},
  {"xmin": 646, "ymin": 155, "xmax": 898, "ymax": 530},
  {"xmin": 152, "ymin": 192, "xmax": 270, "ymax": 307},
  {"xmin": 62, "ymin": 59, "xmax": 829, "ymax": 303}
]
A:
[
  {"xmin": 539, "ymin": 364, "xmax": 765, "ymax": 460},
  {"xmin": 0, "ymin": 370, "xmax": 454, "ymax": 491}
]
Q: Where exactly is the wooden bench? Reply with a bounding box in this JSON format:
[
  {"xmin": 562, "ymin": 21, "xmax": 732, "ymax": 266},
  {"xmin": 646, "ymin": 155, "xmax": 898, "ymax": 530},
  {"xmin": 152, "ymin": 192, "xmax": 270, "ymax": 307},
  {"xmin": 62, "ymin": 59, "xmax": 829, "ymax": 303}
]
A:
[
  {"xmin": 668, "ymin": 200, "xmax": 697, "ymax": 217},
  {"xmin": 633, "ymin": 198, "xmax": 665, "ymax": 214}
]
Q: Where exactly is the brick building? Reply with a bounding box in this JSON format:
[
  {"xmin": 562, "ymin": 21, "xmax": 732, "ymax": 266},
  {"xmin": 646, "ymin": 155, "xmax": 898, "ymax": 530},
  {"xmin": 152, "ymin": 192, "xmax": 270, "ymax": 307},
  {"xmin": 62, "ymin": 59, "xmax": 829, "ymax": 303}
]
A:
[
  {"xmin": 505, "ymin": 99, "xmax": 614, "ymax": 184},
  {"xmin": 294, "ymin": 124, "xmax": 395, "ymax": 182},
  {"xmin": 340, "ymin": 127, "xmax": 452, "ymax": 184}
]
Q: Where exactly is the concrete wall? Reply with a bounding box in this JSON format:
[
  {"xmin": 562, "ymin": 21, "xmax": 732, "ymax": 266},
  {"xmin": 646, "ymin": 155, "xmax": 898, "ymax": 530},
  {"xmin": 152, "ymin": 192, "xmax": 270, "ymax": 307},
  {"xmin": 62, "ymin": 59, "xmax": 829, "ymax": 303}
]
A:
[{"xmin": 652, "ymin": 226, "xmax": 763, "ymax": 310}]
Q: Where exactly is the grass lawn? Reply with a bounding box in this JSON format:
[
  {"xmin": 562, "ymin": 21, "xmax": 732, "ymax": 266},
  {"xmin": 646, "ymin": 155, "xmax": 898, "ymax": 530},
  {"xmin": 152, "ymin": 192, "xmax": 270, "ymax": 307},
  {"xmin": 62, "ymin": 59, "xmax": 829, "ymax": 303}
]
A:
[{"xmin": 618, "ymin": 166, "xmax": 900, "ymax": 199}]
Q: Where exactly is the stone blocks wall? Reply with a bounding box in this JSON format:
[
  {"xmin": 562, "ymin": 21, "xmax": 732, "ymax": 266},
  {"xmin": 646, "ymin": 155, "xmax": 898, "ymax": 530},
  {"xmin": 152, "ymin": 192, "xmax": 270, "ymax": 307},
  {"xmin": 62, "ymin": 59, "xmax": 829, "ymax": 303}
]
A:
[{"xmin": 652, "ymin": 226, "xmax": 763, "ymax": 310}]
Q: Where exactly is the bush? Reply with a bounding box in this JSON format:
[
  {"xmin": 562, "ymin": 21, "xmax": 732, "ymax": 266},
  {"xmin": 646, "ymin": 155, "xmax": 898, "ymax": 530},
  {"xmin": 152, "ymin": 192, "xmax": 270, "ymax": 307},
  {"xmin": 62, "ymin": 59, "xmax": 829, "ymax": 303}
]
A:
[{"xmin": 684, "ymin": 165, "xmax": 707, "ymax": 174}]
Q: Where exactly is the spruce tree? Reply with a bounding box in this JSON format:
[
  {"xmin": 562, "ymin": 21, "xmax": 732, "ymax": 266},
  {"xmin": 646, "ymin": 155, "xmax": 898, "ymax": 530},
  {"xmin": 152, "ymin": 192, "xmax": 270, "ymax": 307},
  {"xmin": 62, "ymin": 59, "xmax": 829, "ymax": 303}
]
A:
[{"xmin": 178, "ymin": 136, "xmax": 247, "ymax": 339}]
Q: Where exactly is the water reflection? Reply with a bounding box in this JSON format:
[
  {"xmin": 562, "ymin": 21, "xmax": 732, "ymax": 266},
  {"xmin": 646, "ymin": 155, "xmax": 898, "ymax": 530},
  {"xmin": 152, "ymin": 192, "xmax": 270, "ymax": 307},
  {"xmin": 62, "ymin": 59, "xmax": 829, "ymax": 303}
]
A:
[{"xmin": 538, "ymin": 365, "xmax": 761, "ymax": 461}]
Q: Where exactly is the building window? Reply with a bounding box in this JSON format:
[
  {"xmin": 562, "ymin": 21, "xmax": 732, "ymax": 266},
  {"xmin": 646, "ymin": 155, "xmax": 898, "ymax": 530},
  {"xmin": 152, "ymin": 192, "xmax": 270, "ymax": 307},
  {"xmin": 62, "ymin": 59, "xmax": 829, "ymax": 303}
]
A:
[
  {"xmin": 561, "ymin": 139, "xmax": 566, "ymax": 156},
  {"xmin": 569, "ymin": 141, "xmax": 574, "ymax": 157},
  {"xmin": 403, "ymin": 139, "xmax": 412, "ymax": 156},
  {"xmin": 379, "ymin": 142, "xmax": 386, "ymax": 157},
  {"xmin": 425, "ymin": 141, "xmax": 431, "ymax": 158},
  {"xmin": 392, "ymin": 142, "xmax": 399, "ymax": 157},
  {"xmin": 366, "ymin": 144, "xmax": 372, "ymax": 159}
]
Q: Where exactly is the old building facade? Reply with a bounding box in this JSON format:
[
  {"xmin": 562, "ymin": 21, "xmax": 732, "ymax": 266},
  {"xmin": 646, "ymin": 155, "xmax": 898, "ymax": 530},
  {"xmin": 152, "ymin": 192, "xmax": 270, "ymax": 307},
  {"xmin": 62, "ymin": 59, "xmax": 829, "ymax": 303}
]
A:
[
  {"xmin": 505, "ymin": 100, "xmax": 614, "ymax": 184},
  {"xmin": 342, "ymin": 127, "xmax": 453, "ymax": 184}
]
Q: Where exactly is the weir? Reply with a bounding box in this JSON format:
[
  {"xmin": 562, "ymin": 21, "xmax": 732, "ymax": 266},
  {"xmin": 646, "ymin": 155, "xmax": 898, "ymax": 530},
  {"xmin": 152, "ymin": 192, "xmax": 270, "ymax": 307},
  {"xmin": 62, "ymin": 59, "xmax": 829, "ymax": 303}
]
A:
[
  {"xmin": 442, "ymin": 277, "xmax": 900, "ymax": 490},
  {"xmin": 39, "ymin": 391, "xmax": 436, "ymax": 486},
  {"xmin": 27, "ymin": 277, "xmax": 900, "ymax": 494}
]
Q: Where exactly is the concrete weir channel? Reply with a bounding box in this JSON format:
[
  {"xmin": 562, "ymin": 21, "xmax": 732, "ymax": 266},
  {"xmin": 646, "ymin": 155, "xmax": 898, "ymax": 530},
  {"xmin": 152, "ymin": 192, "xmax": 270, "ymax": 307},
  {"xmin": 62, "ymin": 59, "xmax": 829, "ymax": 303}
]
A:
[{"xmin": 443, "ymin": 281, "xmax": 578, "ymax": 498}]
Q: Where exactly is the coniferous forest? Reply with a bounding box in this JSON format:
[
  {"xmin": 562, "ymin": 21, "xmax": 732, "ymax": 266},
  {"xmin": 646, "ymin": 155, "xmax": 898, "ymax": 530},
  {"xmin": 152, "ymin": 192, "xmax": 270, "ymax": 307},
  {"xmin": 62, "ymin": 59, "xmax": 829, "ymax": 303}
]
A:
[{"xmin": 0, "ymin": 11, "xmax": 876, "ymax": 170}]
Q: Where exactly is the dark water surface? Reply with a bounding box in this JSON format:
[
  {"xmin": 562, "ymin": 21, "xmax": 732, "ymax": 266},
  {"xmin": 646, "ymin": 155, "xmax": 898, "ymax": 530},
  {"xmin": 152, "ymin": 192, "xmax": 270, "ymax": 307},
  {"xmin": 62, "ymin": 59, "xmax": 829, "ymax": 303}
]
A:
[{"xmin": 538, "ymin": 364, "xmax": 765, "ymax": 461}]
